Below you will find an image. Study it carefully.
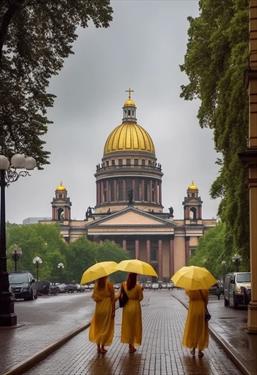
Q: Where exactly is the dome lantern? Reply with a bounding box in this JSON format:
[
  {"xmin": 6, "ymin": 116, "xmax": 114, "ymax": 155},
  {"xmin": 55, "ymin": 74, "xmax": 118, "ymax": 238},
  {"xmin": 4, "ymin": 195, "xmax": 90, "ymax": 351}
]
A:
[
  {"xmin": 56, "ymin": 182, "xmax": 66, "ymax": 191},
  {"xmin": 122, "ymin": 88, "xmax": 137, "ymax": 123},
  {"xmin": 188, "ymin": 181, "xmax": 198, "ymax": 191}
]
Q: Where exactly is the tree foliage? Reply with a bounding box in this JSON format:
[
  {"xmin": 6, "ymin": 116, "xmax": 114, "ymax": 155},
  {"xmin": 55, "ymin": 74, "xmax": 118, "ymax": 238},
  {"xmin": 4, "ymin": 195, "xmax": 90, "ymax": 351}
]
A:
[
  {"xmin": 0, "ymin": 0, "xmax": 112, "ymax": 167},
  {"xmin": 181, "ymin": 0, "xmax": 249, "ymax": 264},
  {"xmin": 7, "ymin": 224, "xmax": 129, "ymax": 283},
  {"xmin": 190, "ymin": 222, "xmax": 248, "ymax": 276},
  {"xmin": 7, "ymin": 223, "xmax": 67, "ymax": 280},
  {"xmin": 65, "ymin": 238, "xmax": 129, "ymax": 283}
]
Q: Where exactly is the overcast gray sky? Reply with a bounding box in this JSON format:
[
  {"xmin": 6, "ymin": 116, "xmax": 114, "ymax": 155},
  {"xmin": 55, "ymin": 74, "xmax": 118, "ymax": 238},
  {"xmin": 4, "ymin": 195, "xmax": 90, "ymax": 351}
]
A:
[{"xmin": 6, "ymin": 0, "xmax": 220, "ymax": 224}]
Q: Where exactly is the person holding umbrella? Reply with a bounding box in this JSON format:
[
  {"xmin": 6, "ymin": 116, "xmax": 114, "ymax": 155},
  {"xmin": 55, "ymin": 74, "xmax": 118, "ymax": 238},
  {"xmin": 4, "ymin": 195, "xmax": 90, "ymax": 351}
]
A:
[
  {"xmin": 120, "ymin": 272, "xmax": 143, "ymax": 353},
  {"xmin": 89, "ymin": 276, "xmax": 115, "ymax": 353},
  {"xmin": 171, "ymin": 265, "xmax": 216, "ymax": 358},
  {"xmin": 117, "ymin": 259, "xmax": 157, "ymax": 353},
  {"xmin": 182, "ymin": 288, "xmax": 209, "ymax": 358},
  {"xmin": 81, "ymin": 261, "xmax": 117, "ymax": 354}
]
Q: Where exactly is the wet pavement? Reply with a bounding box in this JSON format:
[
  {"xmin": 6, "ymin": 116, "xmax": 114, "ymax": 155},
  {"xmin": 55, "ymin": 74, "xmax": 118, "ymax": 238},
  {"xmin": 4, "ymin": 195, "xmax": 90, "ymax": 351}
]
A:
[
  {"xmin": 0, "ymin": 293, "xmax": 94, "ymax": 374},
  {"xmin": 1, "ymin": 289, "xmax": 257, "ymax": 375},
  {"xmin": 22, "ymin": 291, "xmax": 245, "ymax": 375},
  {"xmin": 173, "ymin": 289, "xmax": 257, "ymax": 375}
]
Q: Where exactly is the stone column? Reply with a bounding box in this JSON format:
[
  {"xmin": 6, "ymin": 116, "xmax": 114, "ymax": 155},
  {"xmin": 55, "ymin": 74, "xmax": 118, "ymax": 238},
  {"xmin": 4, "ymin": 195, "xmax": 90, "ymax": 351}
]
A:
[
  {"xmin": 135, "ymin": 239, "xmax": 140, "ymax": 259},
  {"xmin": 106, "ymin": 180, "xmax": 110, "ymax": 202},
  {"xmin": 101, "ymin": 180, "xmax": 104, "ymax": 204},
  {"xmin": 122, "ymin": 239, "xmax": 126, "ymax": 251},
  {"xmin": 52, "ymin": 206, "xmax": 56, "ymax": 220},
  {"xmin": 150, "ymin": 180, "xmax": 153, "ymax": 202},
  {"xmin": 240, "ymin": 0, "xmax": 257, "ymax": 333},
  {"xmin": 185, "ymin": 236, "xmax": 190, "ymax": 266},
  {"xmin": 132, "ymin": 179, "xmax": 136, "ymax": 199},
  {"xmin": 146, "ymin": 239, "xmax": 151, "ymax": 263},
  {"xmin": 114, "ymin": 180, "xmax": 117, "ymax": 202},
  {"xmin": 142, "ymin": 180, "xmax": 145, "ymax": 201},
  {"xmin": 158, "ymin": 239, "xmax": 162, "ymax": 279},
  {"xmin": 169, "ymin": 236, "xmax": 174, "ymax": 276},
  {"xmin": 123, "ymin": 179, "xmax": 126, "ymax": 201}
]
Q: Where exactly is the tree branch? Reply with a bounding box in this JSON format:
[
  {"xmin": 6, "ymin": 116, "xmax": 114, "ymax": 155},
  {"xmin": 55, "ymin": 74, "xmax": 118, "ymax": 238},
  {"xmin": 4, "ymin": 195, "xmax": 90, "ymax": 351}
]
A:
[{"xmin": 0, "ymin": 0, "xmax": 24, "ymax": 66}]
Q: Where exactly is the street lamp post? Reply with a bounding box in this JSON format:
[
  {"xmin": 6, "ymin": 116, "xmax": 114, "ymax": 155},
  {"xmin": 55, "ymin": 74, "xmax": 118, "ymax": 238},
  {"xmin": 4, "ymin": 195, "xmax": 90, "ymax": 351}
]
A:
[
  {"xmin": 0, "ymin": 154, "xmax": 36, "ymax": 326},
  {"xmin": 33, "ymin": 256, "xmax": 43, "ymax": 282},
  {"xmin": 12, "ymin": 245, "xmax": 22, "ymax": 272},
  {"xmin": 57, "ymin": 262, "xmax": 64, "ymax": 282},
  {"xmin": 232, "ymin": 254, "xmax": 242, "ymax": 273}
]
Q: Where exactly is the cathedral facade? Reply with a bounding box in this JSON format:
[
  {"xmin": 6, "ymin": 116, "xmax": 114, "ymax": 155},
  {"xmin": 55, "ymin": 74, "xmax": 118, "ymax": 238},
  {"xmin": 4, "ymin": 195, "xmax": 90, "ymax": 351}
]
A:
[{"xmin": 44, "ymin": 93, "xmax": 216, "ymax": 280}]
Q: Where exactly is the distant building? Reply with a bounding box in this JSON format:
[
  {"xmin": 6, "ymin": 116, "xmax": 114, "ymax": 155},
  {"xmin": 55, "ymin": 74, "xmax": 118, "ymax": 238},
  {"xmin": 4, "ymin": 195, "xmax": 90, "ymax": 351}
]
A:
[
  {"xmin": 23, "ymin": 217, "xmax": 51, "ymax": 225},
  {"xmin": 41, "ymin": 92, "xmax": 216, "ymax": 280}
]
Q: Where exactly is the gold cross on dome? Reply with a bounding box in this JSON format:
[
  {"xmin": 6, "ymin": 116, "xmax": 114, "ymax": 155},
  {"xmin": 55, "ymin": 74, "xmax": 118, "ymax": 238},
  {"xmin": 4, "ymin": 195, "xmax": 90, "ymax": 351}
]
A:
[{"xmin": 126, "ymin": 88, "xmax": 134, "ymax": 99}]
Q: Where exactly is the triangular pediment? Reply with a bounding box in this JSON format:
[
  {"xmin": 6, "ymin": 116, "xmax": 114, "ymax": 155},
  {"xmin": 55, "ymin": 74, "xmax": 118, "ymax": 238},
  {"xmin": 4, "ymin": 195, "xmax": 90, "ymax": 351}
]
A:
[{"xmin": 88, "ymin": 207, "xmax": 174, "ymax": 228}]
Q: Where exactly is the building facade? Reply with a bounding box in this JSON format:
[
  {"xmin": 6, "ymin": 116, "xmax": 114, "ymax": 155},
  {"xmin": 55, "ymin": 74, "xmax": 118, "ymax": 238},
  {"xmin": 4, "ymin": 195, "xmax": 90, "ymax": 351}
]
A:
[{"xmin": 43, "ymin": 93, "xmax": 216, "ymax": 280}]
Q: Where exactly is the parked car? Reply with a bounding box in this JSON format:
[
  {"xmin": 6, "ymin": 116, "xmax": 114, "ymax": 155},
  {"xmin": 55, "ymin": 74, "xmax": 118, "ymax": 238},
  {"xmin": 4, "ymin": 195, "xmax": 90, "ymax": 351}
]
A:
[
  {"xmin": 152, "ymin": 282, "xmax": 159, "ymax": 290},
  {"xmin": 224, "ymin": 272, "xmax": 251, "ymax": 308},
  {"xmin": 9, "ymin": 271, "xmax": 38, "ymax": 301},
  {"xmin": 65, "ymin": 283, "xmax": 78, "ymax": 293},
  {"xmin": 55, "ymin": 283, "xmax": 66, "ymax": 293},
  {"xmin": 37, "ymin": 281, "xmax": 59, "ymax": 295},
  {"xmin": 144, "ymin": 281, "xmax": 152, "ymax": 289}
]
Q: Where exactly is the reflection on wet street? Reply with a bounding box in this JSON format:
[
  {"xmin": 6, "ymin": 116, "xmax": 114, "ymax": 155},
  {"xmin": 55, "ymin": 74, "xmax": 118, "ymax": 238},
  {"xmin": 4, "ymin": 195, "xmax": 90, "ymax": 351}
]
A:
[{"xmin": 0, "ymin": 292, "xmax": 94, "ymax": 374}]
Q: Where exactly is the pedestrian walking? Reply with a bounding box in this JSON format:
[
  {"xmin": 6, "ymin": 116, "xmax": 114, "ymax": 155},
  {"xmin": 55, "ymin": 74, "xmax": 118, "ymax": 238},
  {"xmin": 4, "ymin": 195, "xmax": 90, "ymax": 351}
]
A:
[
  {"xmin": 89, "ymin": 276, "xmax": 115, "ymax": 354},
  {"xmin": 120, "ymin": 272, "xmax": 144, "ymax": 353},
  {"xmin": 182, "ymin": 289, "xmax": 209, "ymax": 358}
]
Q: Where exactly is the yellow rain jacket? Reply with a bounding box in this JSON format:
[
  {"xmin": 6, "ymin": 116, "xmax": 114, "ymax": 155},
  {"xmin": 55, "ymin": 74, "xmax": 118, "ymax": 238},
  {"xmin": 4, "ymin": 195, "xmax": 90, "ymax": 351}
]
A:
[
  {"xmin": 89, "ymin": 281, "xmax": 115, "ymax": 346},
  {"xmin": 121, "ymin": 282, "xmax": 143, "ymax": 346}
]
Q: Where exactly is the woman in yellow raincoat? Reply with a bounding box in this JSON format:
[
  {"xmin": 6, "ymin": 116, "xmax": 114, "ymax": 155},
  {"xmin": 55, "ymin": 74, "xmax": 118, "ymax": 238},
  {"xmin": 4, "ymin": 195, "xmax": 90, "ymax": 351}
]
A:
[
  {"xmin": 120, "ymin": 273, "xmax": 144, "ymax": 353},
  {"xmin": 89, "ymin": 276, "xmax": 115, "ymax": 353},
  {"xmin": 182, "ymin": 289, "xmax": 209, "ymax": 358}
]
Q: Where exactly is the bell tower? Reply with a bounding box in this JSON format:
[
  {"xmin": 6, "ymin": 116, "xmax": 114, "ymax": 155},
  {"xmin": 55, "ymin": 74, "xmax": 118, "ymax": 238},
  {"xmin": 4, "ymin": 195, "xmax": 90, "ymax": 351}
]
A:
[
  {"xmin": 51, "ymin": 182, "xmax": 71, "ymax": 221},
  {"xmin": 183, "ymin": 182, "xmax": 202, "ymax": 223}
]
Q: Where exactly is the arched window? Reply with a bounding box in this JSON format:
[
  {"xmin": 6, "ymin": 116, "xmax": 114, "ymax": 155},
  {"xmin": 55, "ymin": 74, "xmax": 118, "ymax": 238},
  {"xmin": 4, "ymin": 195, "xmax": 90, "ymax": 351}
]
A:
[
  {"xmin": 57, "ymin": 208, "xmax": 64, "ymax": 221},
  {"xmin": 189, "ymin": 207, "xmax": 197, "ymax": 220}
]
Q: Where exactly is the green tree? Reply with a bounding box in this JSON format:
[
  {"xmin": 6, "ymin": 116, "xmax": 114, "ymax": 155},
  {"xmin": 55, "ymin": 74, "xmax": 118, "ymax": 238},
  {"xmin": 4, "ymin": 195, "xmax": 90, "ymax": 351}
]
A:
[
  {"xmin": 64, "ymin": 238, "xmax": 97, "ymax": 283},
  {"xmin": 64, "ymin": 238, "xmax": 129, "ymax": 283},
  {"xmin": 189, "ymin": 223, "xmax": 226, "ymax": 277},
  {"xmin": 181, "ymin": 0, "xmax": 249, "ymax": 264},
  {"xmin": 0, "ymin": 1, "xmax": 112, "ymax": 167},
  {"xmin": 7, "ymin": 223, "xmax": 67, "ymax": 280},
  {"xmin": 96, "ymin": 240, "xmax": 130, "ymax": 283}
]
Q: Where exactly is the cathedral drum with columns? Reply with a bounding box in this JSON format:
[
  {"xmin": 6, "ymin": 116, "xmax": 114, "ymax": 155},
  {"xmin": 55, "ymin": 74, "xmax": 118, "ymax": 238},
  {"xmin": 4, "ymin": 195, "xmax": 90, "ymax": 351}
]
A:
[{"xmin": 46, "ymin": 92, "xmax": 216, "ymax": 280}]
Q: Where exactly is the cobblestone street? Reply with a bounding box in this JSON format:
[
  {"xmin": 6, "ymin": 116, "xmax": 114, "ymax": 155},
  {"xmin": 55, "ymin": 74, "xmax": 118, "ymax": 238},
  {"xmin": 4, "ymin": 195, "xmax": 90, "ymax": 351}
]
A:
[{"xmin": 23, "ymin": 291, "xmax": 242, "ymax": 375}]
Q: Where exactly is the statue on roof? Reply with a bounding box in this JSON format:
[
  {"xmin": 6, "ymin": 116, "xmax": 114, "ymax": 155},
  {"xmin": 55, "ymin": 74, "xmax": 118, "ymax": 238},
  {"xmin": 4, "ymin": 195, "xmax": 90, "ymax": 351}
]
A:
[
  {"xmin": 85, "ymin": 206, "xmax": 95, "ymax": 221},
  {"xmin": 168, "ymin": 206, "xmax": 174, "ymax": 218},
  {"xmin": 128, "ymin": 189, "xmax": 133, "ymax": 206}
]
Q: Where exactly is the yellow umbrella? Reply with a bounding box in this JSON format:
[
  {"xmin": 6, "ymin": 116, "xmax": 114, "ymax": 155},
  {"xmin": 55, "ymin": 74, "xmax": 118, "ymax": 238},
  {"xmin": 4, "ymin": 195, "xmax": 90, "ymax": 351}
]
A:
[
  {"xmin": 171, "ymin": 266, "xmax": 216, "ymax": 290},
  {"xmin": 80, "ymin": 261, "xmax": 118, "ymax": 284},
  {"xmin": 117, "ymin": 259, "xmax": 158, "ymax": 277}
]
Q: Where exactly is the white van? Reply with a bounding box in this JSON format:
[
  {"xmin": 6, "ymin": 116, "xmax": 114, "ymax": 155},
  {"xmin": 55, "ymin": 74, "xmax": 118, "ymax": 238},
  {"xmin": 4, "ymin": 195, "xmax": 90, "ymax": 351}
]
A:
[{"xmin": 224, "ymin": 272, "xmax": 251, "ymax": 308}]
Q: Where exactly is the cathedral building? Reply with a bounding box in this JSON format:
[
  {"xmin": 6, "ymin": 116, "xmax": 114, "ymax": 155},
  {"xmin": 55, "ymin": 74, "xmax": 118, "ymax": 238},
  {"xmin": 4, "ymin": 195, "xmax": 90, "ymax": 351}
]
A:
[{"xmin": 44, "ymin": 92, "xmax": 216, "ymax": 280}]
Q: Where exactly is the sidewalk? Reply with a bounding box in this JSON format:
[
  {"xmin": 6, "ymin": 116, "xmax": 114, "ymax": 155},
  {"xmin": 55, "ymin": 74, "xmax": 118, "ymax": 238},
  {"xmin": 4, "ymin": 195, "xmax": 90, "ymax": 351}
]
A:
[
  {"xmin": 172, "ymin": 289, "xmax": 257, "ymax": 375},
  {"xmin": 20, "ymin": 291, "xmax": 245, "ymax": 375},
  {"xmin": 1, "ymin": 290, "xmax": 257, "ymax": 375}
]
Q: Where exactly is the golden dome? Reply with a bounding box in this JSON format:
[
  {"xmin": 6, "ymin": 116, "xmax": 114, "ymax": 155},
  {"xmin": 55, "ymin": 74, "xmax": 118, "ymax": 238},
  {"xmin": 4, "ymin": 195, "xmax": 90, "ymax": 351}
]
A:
[
  {"xmin": 56, "ymin": 182, "xmax": 66, "ymax": 191},
  {"xmin": 104, "ymin": 122, "xmax": 155, "ymax": 155},
  {"xmin": 123, "ymin": 98, "xmax": 136, "ymax": 107},
  {"xmin": 188, "ymin": 181, "xmax": 198, "ymax": 190}
]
